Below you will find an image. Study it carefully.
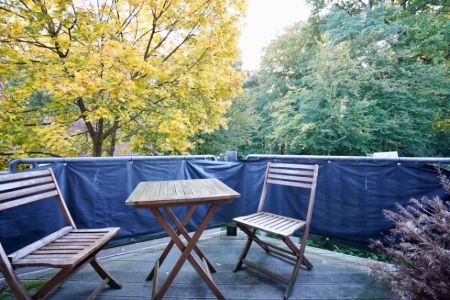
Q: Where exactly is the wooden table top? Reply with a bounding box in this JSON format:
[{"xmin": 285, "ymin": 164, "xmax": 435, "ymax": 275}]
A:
[{"xmin": 125, "ymin": 178, "xmax": 240, "ymax": 207}]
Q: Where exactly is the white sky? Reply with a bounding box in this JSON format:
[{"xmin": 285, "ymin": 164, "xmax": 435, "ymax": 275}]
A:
[{"xmin": 239, "ymin": 0, "xmax": 311, "ymax": 70}]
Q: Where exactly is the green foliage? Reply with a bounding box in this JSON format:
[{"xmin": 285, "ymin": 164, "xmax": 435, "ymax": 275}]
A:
[
  {"xmin": 277, "ymin": 7, "xmax": 449, "ymax": 156},
  {"xmin": 0, "ymin": 281, "xmax": 46, "ymax": 300},
  {"xmin": 203, "ymin": 2, "xmax": 449, "ymax": 157},
  {"xmin": 254, "ymin": 230, "xmax": 390, "ymax": 262},
  {"xmin": 193, "ymin": 82, "xmax": 260, "ymax": 157},
  {"xmin": 307, "ymin": 239, "xmax": 391, "ymax": 262}
]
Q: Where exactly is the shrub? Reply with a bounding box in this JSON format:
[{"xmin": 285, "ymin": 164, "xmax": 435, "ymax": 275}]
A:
[{"xmin": 370, "ymin": 169, "xmax": 450, "ymax": 300}]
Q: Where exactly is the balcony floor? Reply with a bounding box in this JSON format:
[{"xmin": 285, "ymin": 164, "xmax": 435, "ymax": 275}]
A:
[{"xmin": 12, "ymin": 231, "xmax": 390, "ymax": 299}]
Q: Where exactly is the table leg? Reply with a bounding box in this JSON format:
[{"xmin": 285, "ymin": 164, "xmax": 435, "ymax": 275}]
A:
[
  {"xmin": 150, "ymin": 204, "xmax": 225, "ymax": 300},
  {"xmin": 163, "ymin": 207, "xmax": 216, "ymax": 273},
  {"xmin": 146, "ymin": 205, "xmax": 197, "ymax": 281}
]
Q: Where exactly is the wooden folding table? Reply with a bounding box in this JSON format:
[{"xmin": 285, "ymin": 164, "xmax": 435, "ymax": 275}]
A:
[{"xmin": 125, "ymin": 178, "xmax": 240, "ymax": 300}]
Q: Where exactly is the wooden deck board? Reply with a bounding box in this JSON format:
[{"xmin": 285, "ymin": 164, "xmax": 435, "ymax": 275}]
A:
[{"xmin": 8, "ymin": 233, "xmax": 390, "ymax": 300}]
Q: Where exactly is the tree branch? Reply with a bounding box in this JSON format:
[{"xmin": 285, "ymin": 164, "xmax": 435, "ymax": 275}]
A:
[
  {"xmin": 75, "ymin": 97, "xmax": 96, "ymax": 140},
  {"xmin": 162, "ymin": 21, "xmax": 199, "ymax": 63}
]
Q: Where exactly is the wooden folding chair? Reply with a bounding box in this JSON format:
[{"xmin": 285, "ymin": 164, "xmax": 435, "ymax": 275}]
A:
[
  {"xmin": 0, "ymin": 169, "xmax": 121, "ymax": 300},
  {"xmin": 233, "ymin": 162, "xmax": 319, "ymax": 299}
]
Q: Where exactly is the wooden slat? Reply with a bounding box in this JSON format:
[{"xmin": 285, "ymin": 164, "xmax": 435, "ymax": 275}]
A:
[
  {"xmin": 198, "ymin": 180, "xmax": 214, "ymax": 195},
  {"xmin": 167, "ymin": 181, "xmax": 177, "ymax": 198},
  {"xmin": 251, "ymin": 221, "xmax": 285, "ymax": 236},
  {"xmin": 241, "ymin": 212, "xmax": 303, "ymax": 226},
  {"xmin": 71, "ymin": 229, "xmax": 110, "ymax": 233},
  {"xmin": 64, "ymin": 233, "xmax": 104, "ymax": 238},
  {"xmin": 272, "ymin": 219, "xmax": 297, "ymax": 230},
  {"xmin": 32, "ymin": 250, "xmax": 80, "ymax": 255},
  {"xmin": 159, "ymin": 181, "xmax": 168, "ymax": 199},
  {"xmin": 259, "ymin": 216, "xmax": 288, "ymax": 227},
  {"xmin": 12, "ymin": 257, "xmax": 74, "ymax": 267},
  {"xmin": 0, "ymin": 169, "xmax": 51, "ymax": 183},
  {"xmin": 8, "ymin": 226, "xmax": 73, "ymax": 261},
  {"xmin": 13, "ymin": 228, "xmax": 119, "ymax": 268},
  {"xmin": 269, "ymin": 163, "xmax": 316, "ymax": 170},
  {"xmin": 180, "ymin": 180, "xmax": 194, "ymax": 195},
  {"xmin": 275, "ymin": 220, "xmax": 298, "ymax": 231},
  {"xmin": 51, "ymin": 240, "xmax": 92, "ymax": 245},
  {"xmin": 189, "ymin": 180, "xmax": 204, "ymax": 196},
  {"xmin": 40, "ymin": 245, "xmax": 86, "ymax": 250},
  {"xmin": 252, "ymin": 214, "xmax": 277, "ymax": 225},
  {"xmin": 52, "ymin": 239, "xmax": 95, "ymax": 244},
  {"xmin": 71, "ymin": 228, "xmax": 119, "ymax": 263},
  {"xmin": 125, "ymin": 182, "xmax": 146, "ymax": 204},
  {"xmin": 0, "ymin": 190, "xmax": 58, "ymax": 211},
  {"xmin": 145, "ymin": 181, "xmax": 160, "ymax": 200},
  {"xmin": 242, "ymin": 212, "xmax": 266, "ymax": 222},
  {"xmin": 173, "ymin": 181, "xmax": 184, "ymax": 197},
  {"xmin": 235, "ymin": 212, "xmax": 306, "ymax": 237},
  {"xmin": 126, "ymin": 178, "xmax": 240, "ymax": 206},
  {"xmin": 59, "ymin": 236, "xmax": 100, "ymax": 240},
  {"xmin": 244, "ymin": 213, "xmax": 272, "ymax": 223},
  {"xmin": 266, "ymin": 179, "xmax": 312, "ymax": 189},
  {"xmin": 205, "ymin": 179, "xmax": 220, "ymax": 194},
  {"xmin": 269, "ymin": 168, "xmax": 314, "ymax": 176},
  {"xmin": 24, "ymin": 254, "xmax": 74, "ymax": 259},
  {"xmin": 0, "ymin": 183, "xmax": 56, "ymax": 201},
  {"xmin": 0, "ymin": 176, "xmax": 53, "ymax": 192},
  {"xmin": 210, "ymin": 179, "xmax": 238, "ymax": 195},
  {"xmin": 267, "ymin": 173, "xmax": 314, "ymax": 183}
]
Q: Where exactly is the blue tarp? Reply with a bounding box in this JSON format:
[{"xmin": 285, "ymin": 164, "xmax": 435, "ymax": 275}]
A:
[{"xmin": 1, "ymin": 157, "xmax": 448, "ymax": 253}]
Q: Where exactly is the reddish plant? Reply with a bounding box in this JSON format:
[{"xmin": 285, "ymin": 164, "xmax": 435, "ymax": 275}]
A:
[{"xmin": 370, "ymin": 169, "xmax": 450, "ymax": 299}]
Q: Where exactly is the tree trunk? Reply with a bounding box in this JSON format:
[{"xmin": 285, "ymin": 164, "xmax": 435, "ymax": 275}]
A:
[
  {"xmin": 92, "ymin": 139, "xmax": 103, "ymax": 157},
  {"xmin": 92, "ymin": 118, "xmax": 104, "ymax": 157},
  {"xmin": 108, "ymin": 125, "xmax": 118, "ymax": 156}
]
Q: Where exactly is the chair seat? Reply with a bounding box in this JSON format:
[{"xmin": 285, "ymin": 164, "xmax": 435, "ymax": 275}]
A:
[
  {"xmin": 10, "ymin": 227, "xmax": 120, "ymax": 268},
  {"xmin": 234, "ymin": 212, "xmax": 305, "ymax": 237}
]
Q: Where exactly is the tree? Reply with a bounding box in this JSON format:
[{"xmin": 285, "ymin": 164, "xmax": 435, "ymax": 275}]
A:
[
  {"xmin": 250, "ymin": 20, "xmax": 321, "ymax": 154},
  {"xmin": 193, "ymin": 74, "xmax": 260, "ymax": 157},
  {"xmin": 272, "ymin": 7, "xmax": 449, "ymax": 156},
  {"xmin": 0, "ymin": 0, "xmax": 245, "ymax": 160}
]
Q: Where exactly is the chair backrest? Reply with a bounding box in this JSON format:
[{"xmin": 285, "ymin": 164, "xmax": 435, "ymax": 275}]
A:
[
  {"xmin": 257, "ymin": 162, "xmax": 319, "ymax": 225},
  {"xmin": 0, "ymin": 169, "xmax": 76, "ymax": 227}
]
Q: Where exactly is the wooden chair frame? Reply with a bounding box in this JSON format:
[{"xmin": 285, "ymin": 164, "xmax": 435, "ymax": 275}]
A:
[
  {"xmin": 233, "ymin": 162, "xmax": 319, "ymax": 299},
  {"xmin": 0, "ymin": 169, "xmax": 121, "ymax": 300}
]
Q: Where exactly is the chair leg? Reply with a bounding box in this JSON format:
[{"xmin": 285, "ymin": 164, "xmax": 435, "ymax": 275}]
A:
[
  {"xmin": 302, "ymin": 256, "xmax": 313, "ymax": 270},
  {"xmin": 233, "ymin": 234, "xmax": 253, "ymax": 272},
  {"xmin": 0, "ymin": 266, "xmax": 31, "ymax": 300},
  {"xmin": 32, "ymin": 267, "xmax": 75, "ymax": 299},
  {"xmin": 284, "ymin": 256, "xmax": 303, "ymax": 300},
  {"xmin": 282, "ymin": 236, "xmax": 313, "ymax": 270},
  {"xmin": 90, "ymin": 259, "xmax": 122, "ymax": 289},
  {"xmin": 0, "ymin": 246, "xmax": 31, "ymax": 300}
]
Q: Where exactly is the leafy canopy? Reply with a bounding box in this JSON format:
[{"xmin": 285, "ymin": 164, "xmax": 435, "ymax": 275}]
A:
[
  {"xmin": 0, "ymin": 0, "xmax": 245, "ymax": 161},
  {"xmin": 196, "ymin": 2, "xmax": 449, "ymax": 157}
]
